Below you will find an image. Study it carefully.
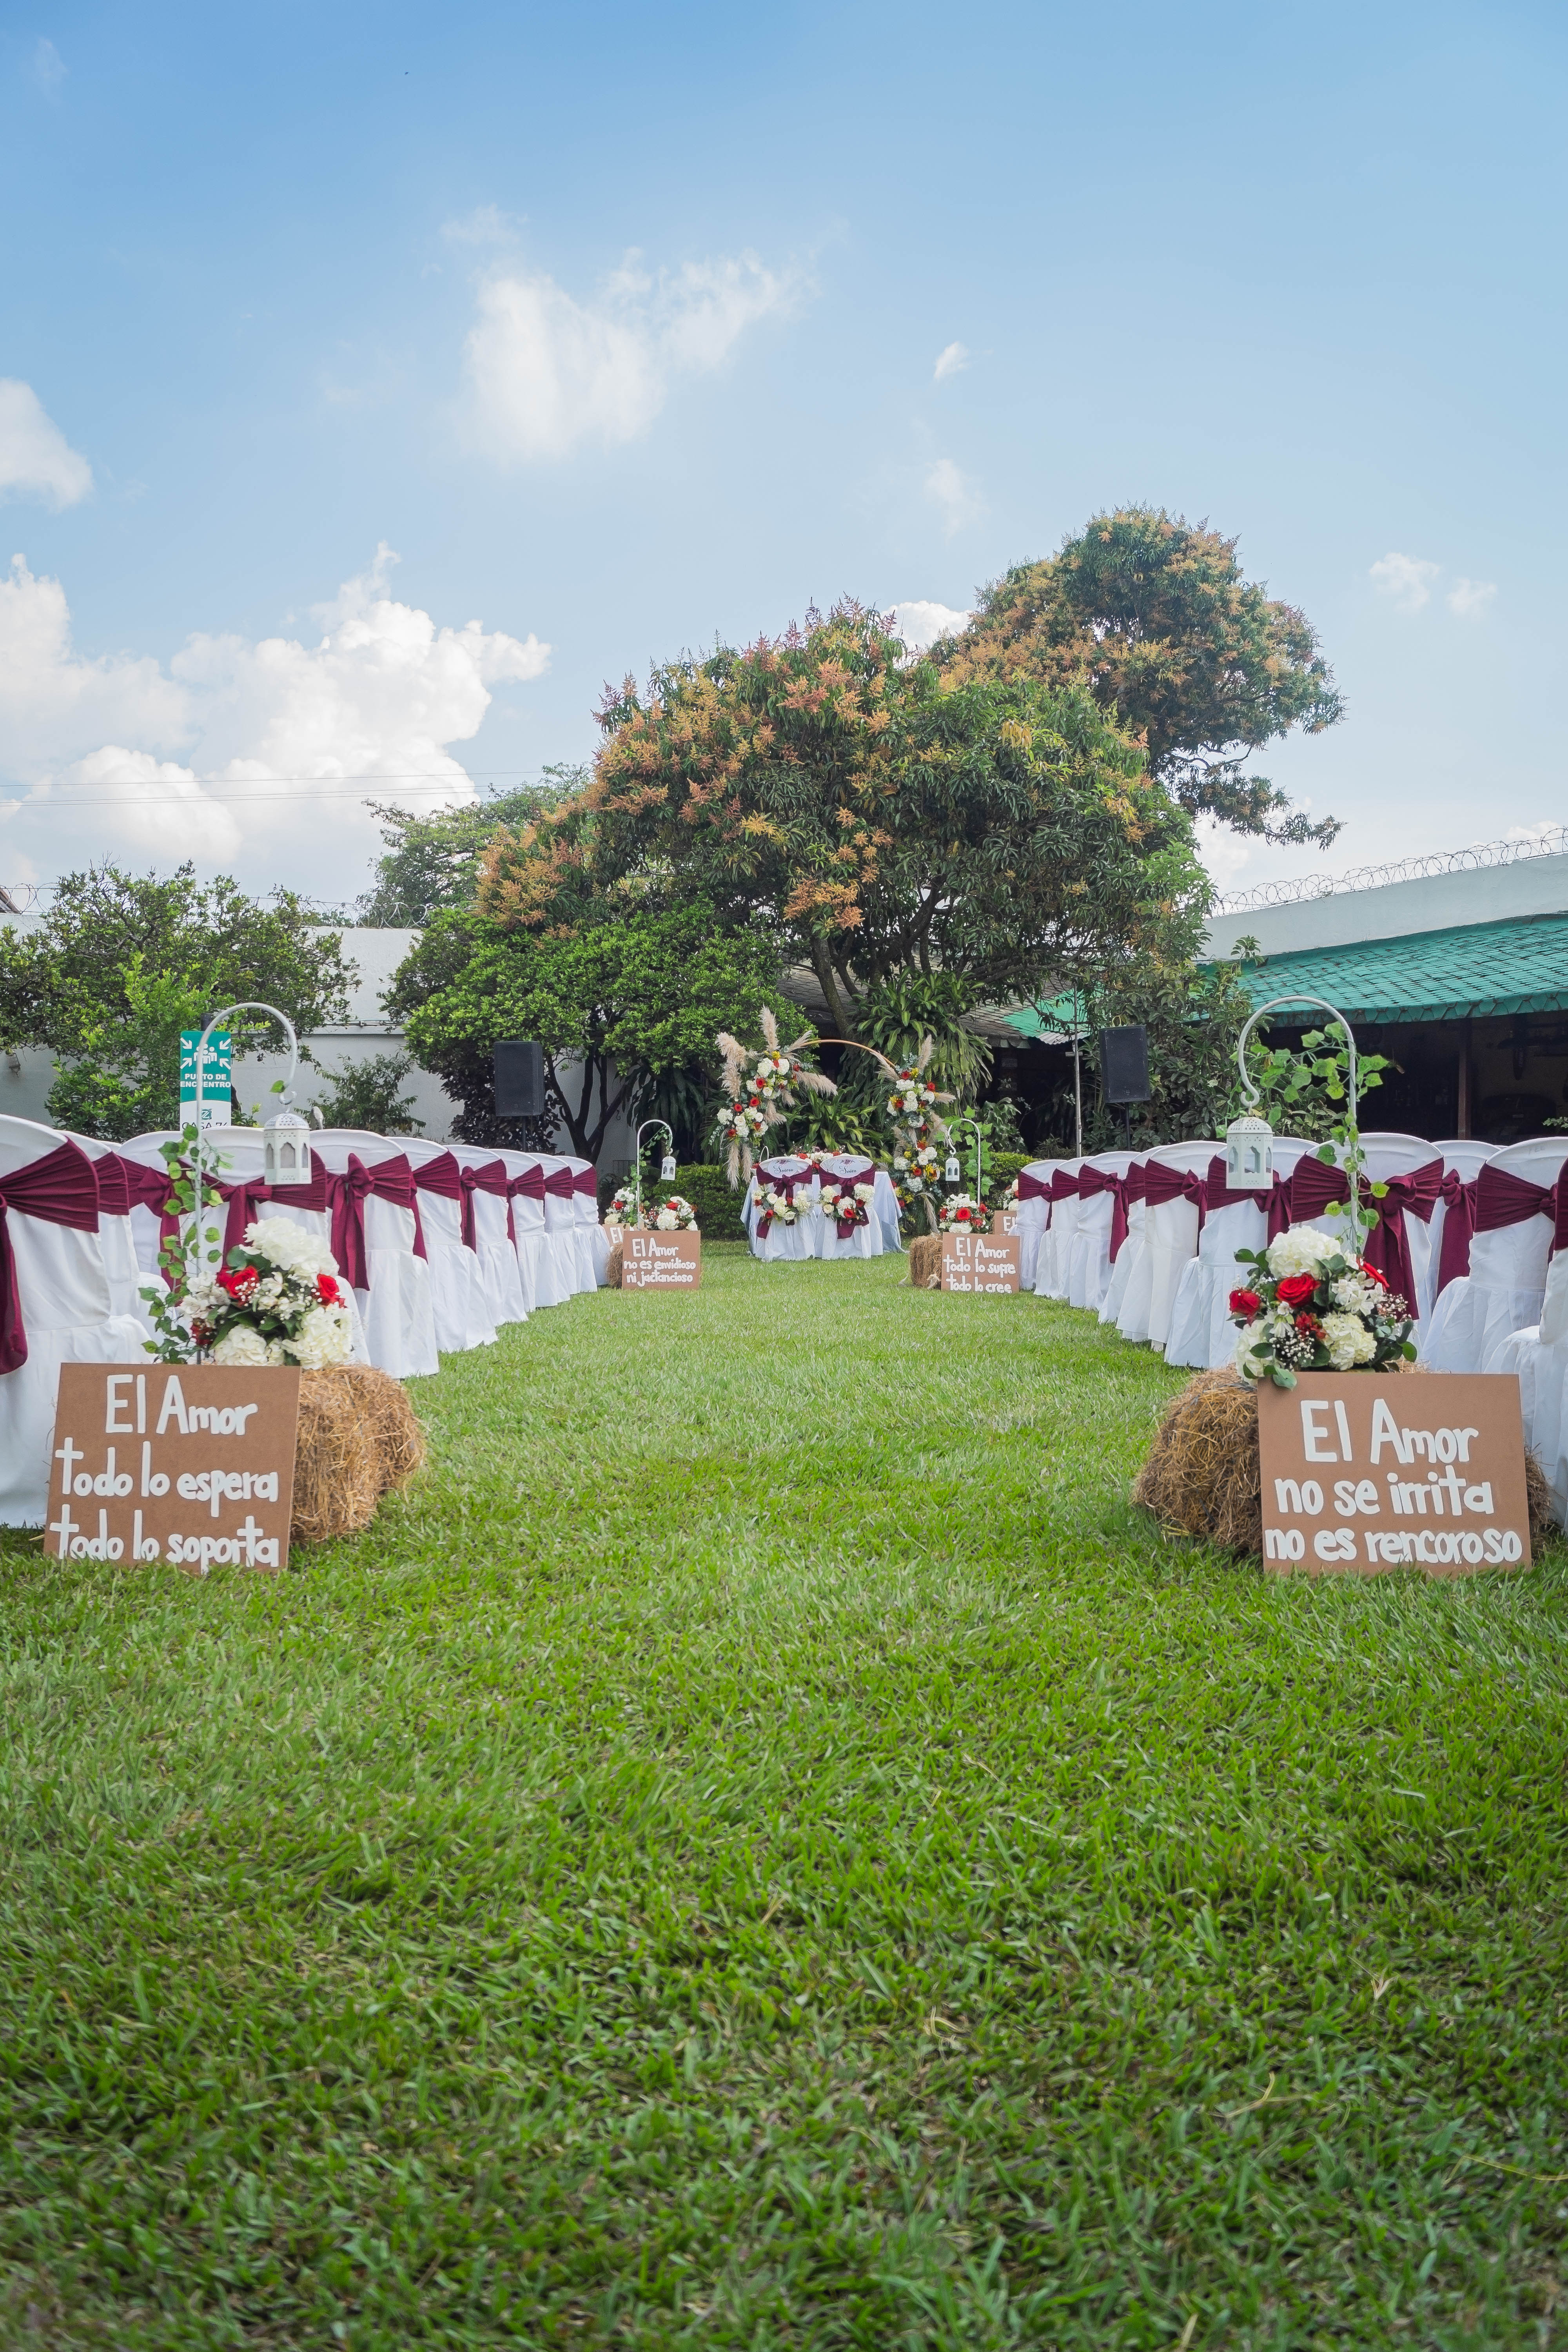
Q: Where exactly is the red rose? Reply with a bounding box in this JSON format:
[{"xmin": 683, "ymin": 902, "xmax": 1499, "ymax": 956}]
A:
[
  {"xmin": 217, "ymin": 1265, "xmax": 258, "ymax": 1300},
  {"xmin": 1229, "ymin": 1287, "xmax": 1262, "ymax": 1317},
  {"xmin": 1276, "ymin": 1272, "xmax": 1319, "ymax": 1306},
  {"xmin": 1294, "ymin": 1311, "xmax": 1325, "ymax": 1340},
  {"xmin": 1362, "ymin": 1263, "xmax": 1389, "ymax": 1287},
  {"xmin": 317, "ymin": 1273, "xmax": 342, "ymax": 1306}
]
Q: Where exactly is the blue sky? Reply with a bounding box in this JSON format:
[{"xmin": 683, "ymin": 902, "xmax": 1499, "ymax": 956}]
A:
[{"xmin": 2, "ymin": 0, "xmax": 1562, "ymax": 909}]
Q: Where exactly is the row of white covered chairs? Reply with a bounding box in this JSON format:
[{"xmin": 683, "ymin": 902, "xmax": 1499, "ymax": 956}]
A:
[
  {"xmin": 1018, "ymin": 1133, "xmax": 1568, "ymax": 1524},
  {"xmin": 744, "ymin": 1155, "xmax": 904, "ymax": 1261},
  {"xmin": 0, "ymin": 1114, "xmax": 608, "ymax": 1524}
]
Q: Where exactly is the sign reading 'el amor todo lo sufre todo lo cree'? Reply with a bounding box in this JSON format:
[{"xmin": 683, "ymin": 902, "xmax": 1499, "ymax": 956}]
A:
[
  {"xmin": 1256, "ymin": 1373, "xmax": 1531, "ymax": 1575},
  {"xmin": 941, "ymin": 1229, "xmax": 1021, "ymax": 1293},
  {"xmin": 621, "ymin": 1231, "xmax": 702, "ymax": 1289},
  {"xmin": 47, "ymin": 1365, "xmax": 301, "ymax": 1574}
]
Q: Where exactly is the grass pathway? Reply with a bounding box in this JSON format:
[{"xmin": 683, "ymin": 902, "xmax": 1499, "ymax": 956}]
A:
[{"xmin": 3, "ymin": 1248, "xmax": 1567, "ymax": 2349}]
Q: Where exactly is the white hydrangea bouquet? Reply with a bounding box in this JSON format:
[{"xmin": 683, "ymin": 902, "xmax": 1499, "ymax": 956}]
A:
[
  {"xmin": 651, "ymin": 1194, "xmax": 699, "ymax": 1231},
  {"xmin": 182, "ymin": 1217, "xmax": 354, "ymax": 1369},
  {"xmin": 1230, "ymin": 1226, "xmax": 1415, "ymax": 1390}
]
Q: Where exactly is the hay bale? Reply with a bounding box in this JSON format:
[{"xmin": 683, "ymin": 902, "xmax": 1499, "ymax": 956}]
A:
[
  {"xmin": 908, "ymin": 1234, "xmax": 942, "ymax": 1290},
  {"xmin": 324, "ymin": 1362, "xmax": 426, "ymax": 1493},
  {"xmin": 1134, "ymin": 1369, "xmax": 1557, "ymax": 1557},
  {"xmin": 1134, "ymin": 1371, "xmax": 1264, "ymax": 1553},
  {"xmin": 605, "ymin": 1243, "xmax": 624, "ymax": 1288},
  {"xmin": 292, "ymin": 1370, "xmax": 382, "ymax": 1543}
]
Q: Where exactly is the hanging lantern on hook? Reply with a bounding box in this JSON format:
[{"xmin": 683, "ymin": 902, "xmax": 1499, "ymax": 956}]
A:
[
  {"xmin": 944, "ymin": 1148, "xmax": 960, "ymax": 1184},
  {"xmin": 660, "ymin": 1149, "xmax": 677, "ymax": 1181}
]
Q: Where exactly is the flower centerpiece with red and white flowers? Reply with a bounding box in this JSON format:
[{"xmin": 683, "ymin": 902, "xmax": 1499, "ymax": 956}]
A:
[
  {"xmin": 713, "ymin": 1009, "xmax": 837, "ymax": 1186},
  {"xmin": 820, "ymin": 1177, "xmax": 875, "ymax": 1236},
  {"xmin": 891, "ymin": 1140, "xmax": 942, "ymax": 1217},
  {"xmin": 651, "ymin": 1194, "xmax": 699, "ymax": 1231},
  {"xmin": 999, "ymin": 1176, "xmax": 1020, "ymax": 1212},
  {"xmin": 937, "ymin": 1192, "xmax": 991, "ymax": 1236},
  {"xmin": 606, "ymin": 1182, "xmax": 644, "ymax": 1229},
  {"xmin": 182, "ymin": 1217, "xmax": 353, "ymax": 1369},
  {"xmin": 1230, "ymin": 1226, "xmax": 1415, "ymax": 1390},
  {"xmin": 751, "ymin": 1180, "xmax": 801, "ymax": 1239}
]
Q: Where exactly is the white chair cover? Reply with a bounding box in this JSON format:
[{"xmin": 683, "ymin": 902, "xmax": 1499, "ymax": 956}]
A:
[
  {"xmin": 1293, "ymin": 1133, "xmax": 1444, "ymax": 1325},
  {"xmin": 1035, "ymin": 1158, "xmax": 1085, "ymax": 1298},
  {"xmin": 1487, "ymin": 1252, "xmax": 1568, "ymax": 1527},
  {"xmin": 450, "ymin": 1145, "xmax": 527, "ymax": 1327},
  {"xmin": 492, "ymin": 1150, "xmax": 548, "ymax": 1312},
  {"xmin": 1014, "ymin": 1162, "xmax": 1063, "ymax": 1292},
  {"xmin": 61, "ymin": 1130, "xmax": 153, "ymax": 1330},
  {"xmin": 401, "ymin": 1138, "xmax": 497, "ymax": 1352},
  {"xmin": 1066, "ymin": 1151, "xmax": 1136, "ymax": 1312},
  {"xmin": 307, "ymin": 1132, "xmax": 439, "ymax": 1379},
  {"xmin": 815, "ymin": 1156, "xmax": 888, "ymax": 1260},
  {"xmin": 0, "ymin": 1117, "xmax": 151, "ymax": 1525},
  {"xmin": 1163, "ymin": 1138, "xmax": 1317, "ymax": 1371},
  {"xmin": 746, "ymin": 1156, "xmax": 816, "ymax": 1261},
  {"xmin": 873, "ymin": 1168, "xmax": 903, "ymax": 1252},
  {"xmin": 566, "ymin": 1160, "xmax": 610, "ymax": 1287},
  {"xmin": 1100, "ymin": 1180, "xmax": 1146, "ymax": 1329},
  {"xmin": 537, "ymin": 1155, "xmax": 593, "ymax": 1299},
  {"xmin": 1422, "ymin": 1138, "xmax": 1568, "ymax": 1374},
  {"xmin": 1420, "ymin": 1141, "xmax": 1495, "ymax": 1325},
  {"xmin": 1118, "ymin": 1142, "xmax": 1223, "ymax": 1350}
]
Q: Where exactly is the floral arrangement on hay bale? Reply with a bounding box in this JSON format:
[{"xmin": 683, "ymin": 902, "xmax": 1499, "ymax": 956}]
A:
[
  {"xmin": 1229, "ymin": 1226, "xmax": 1416, "ymax": 1388},
  {"xmin": 605, "ymin": 1187, "xmax": 699, "ymax": 1232},
  {"xmin": 937, "ymin": 1192, "xmax": 990, "ymax": 1236}
]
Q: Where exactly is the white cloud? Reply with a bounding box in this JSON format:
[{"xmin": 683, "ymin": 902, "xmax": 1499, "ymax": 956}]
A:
[
  {"xmin": 889, "ymin": 598, "xmax": 970, "ymax": 652},
  {"xmin": 933, "ymin": 341, "xmax": 969, "ymax": 383},
  {"xmin": 34, "ymin": 38, "xmax": 65, "ymax": 94},
  {"xmin": 1369, "ymin": 552, "xmax": 1439, "ymax": 612},
  {"xmin": 462, "ymin": 247, "xmax": 803, "ymax": 463},
  {"xmin": 924, "ymin": 457, "xmax": 980, "ymax": 536},
  {"xmin": 0, "ymin": 546, "xmax": 550, "ymax": 872},
  {"xmin": 443, "ymin": 204, "xmax": 524, "ymax": 247},
  {"xmin": 1446, "ymin": 576, "xmax": 1496, "ymax": 617},
  {"xmin": 0, "ymin": 382, "xmax": 92, "ymax": 508}
]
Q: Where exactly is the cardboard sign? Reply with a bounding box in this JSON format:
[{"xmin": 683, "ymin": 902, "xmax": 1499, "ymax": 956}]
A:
[
  {"xmin": 941, "ymin": 1230, "xmax": 1021, "ymax": 1293},
  {"xmin": 47, "ymin": 1364, "xmax": 301, "ymax": 1575},
  {"xmin": 621, "ymin": 1230, "xmax": 702, "ymax": 1290},
  {"xmin": 1256, "ymin": 1372, "xmax": 1532, "ymax": 1575}
]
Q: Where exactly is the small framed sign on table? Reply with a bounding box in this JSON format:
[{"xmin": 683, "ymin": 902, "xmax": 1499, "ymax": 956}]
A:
[
  {"xmin": 47, "ymin": 1364, "xmax": 302, "ymax": 1575},
  {"xmin": 941, "ymin": 1231, "xmax": 1021, "ymax": 1293},
  {"xmin": 621, "ymin": 1231, "xmax": 702, "ymax": 1290},
  {"xmin": 1256, "ymin": 1372, "xmax": 1532, "ymax": 1575}
]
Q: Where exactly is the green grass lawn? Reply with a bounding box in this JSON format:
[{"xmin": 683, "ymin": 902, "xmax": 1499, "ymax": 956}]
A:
[{"xmin": 4, "ymin": 1247, "xmax": 1568, "ymax": 2350}]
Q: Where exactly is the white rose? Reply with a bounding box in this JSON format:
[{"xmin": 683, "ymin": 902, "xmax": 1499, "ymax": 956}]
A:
[
  {"xmin": 1234, "ymin": 1318, "xmax": 1271, "ymax": 1379},
  {"xmin": 212, "ymin": 1324, "xmax": 270, "ymax": 1367},
  {"xmin": 655, "ymin": 1209, "xmax": 678, "ymax": 1230}
]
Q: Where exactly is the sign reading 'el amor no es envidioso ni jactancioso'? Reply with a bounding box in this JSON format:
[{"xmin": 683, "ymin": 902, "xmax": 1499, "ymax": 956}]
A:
[
  {"xmin": 1255, "ymin": 1372, "xmax": 1532, "ymax": 1575},
  {"xmin": 47, "ymin": 1364, "xmax": 301, "ymax": 1574}
]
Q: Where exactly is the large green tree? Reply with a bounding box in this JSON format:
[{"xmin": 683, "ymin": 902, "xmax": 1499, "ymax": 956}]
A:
[
  {"xmin": 938, "ymin": 507, "xmax": 1343, "ymax": 846},
  {"xmin": 387, "ymin": 899, "xmax": 787, "ymax": 1158},
  {"xmin": 356, "ymin": 769, "xmax": 588, "ymax": 926},
  {"xmin": 0, "ymin": 865, "xmax": 354, "ymax": 1140},
  {"xmin": 481, "ymin": 601, "xmax": 1210, "ymax": 1048}
]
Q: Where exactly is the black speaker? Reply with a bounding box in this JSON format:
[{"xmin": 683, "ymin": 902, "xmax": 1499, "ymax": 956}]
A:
[
  {"xmin": 493, "ymin": 1039, "xmax": 545, "ymax": 1119},
  {"xmin": 1098, "ymin": 1024, "xmax": 1150, "ymax": 1105}
]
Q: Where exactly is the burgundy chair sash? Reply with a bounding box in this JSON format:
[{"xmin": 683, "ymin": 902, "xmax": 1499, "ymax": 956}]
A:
[
  {"xmin": 1435, "ymin": 1171, "xmax": 1479, "ymax": 1295},
  {"xmin": 1290, "ymin": 1156, "xmax": 1444, "ymax": 1317},
  {"xmin": 753, "ymin": 1169, "xmax": 811, "ymax": 1240},
  {"xmin": 92, "ymin": 1153, "xmax": 131, "ymax": 1219},
  {"xmin": 543, "ymin": 1166, "xmax": 578, "ymax": 1202},
  {"xmin": 328, "ymin": 1154, "xmax": 423, "ymax": 1291},
  {"xmin": 460, "ymin": 1159, "xmax": 512, "ymax": 1247},
  {"xmin": 1203, "ymin": 1155, "xmax": 1293, "ymax": 1241},
  {"xmin": 218, "ymin": 1170, "xmax": 331, "ymax": 1258},
  {"xmin": 0, "ymin": 1140, "xmax": 101, "ymax": 1373},
  {"xmin": 116, "ymin": 1155, "xmax": 183, "ymax": 1267},
  {"xmin": 1473, "ymin": 1163, "xmax": 1556, "ymax": 1236},
  {"xmin": 572, "ymin": 1166, "xmax": 599, "ymax": 1200},
  {"xmin": 508, "ymin": 1164, "xmax": 546, "ymax": 1207},
  {"xmin": 1016, "ymin": 1171, "xmax": 1053, "ymax": 1203},
  {"xmin": 1049, "ymin": 1170, "xmax": 1082, "ymax": 1203}
]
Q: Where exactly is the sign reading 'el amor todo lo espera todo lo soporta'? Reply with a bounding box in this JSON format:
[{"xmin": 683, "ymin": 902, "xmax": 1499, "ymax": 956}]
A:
[
  {"xmin": 1256, "ymin": 1372, "xmax": 1531, "ymax": 1575},
  {"xmin": 47, "ymin": 1365, "xmax": 301, "ymax": 1574}
]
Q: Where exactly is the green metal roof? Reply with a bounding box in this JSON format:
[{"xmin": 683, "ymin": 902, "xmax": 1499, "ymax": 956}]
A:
[
  {"xmin": 1001, "ymin": 991, "xmax": 1088, "ymax": 1041},
  {"xmin": 1231, "ymin": 910, "xmax": 1568, "ymax": 1025}
]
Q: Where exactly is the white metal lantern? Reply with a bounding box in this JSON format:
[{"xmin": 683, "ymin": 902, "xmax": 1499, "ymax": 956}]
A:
[
  {"xmin": 1230, "ymin": 992, "xmax": 1359, "ymax": 1195},
  {"xmin": 944, "ymin": 1150, "xmax": 961, "ymax": 1184},
  {"xmin": 660, "ymin": 1150, "xmax": 678, "ymax": 1181},
  {"xmin": 1223, "ymin": 1112, "xmax": 1274, "ymax": 1192},
  {"xmin": 264, "ymin": 1108, "xmax": 314, "ymax": 1187}
]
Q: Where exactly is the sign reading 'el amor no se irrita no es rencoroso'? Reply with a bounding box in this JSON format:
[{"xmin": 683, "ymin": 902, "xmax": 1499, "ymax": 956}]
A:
[
  {"xmin": 47, "ymin": 1365, "xmax": 301, "ymax": 1574},
  {"xmin": 1256, "ymin": 1372, "xmax": 1532, "ymax": 1575}
]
